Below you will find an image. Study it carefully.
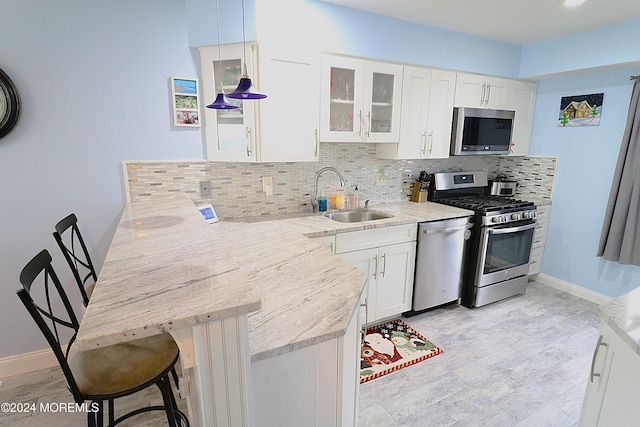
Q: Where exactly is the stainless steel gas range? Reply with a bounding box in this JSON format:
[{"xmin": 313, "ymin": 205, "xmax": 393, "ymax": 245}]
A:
[{"xmin": 428, "ymin": 171, "xmax": 537, "ymax": 307}]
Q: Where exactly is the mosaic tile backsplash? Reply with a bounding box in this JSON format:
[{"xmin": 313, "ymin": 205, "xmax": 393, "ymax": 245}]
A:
[{"xmin": 125, "ymin": 144, "xmax": 556, "ymax": 219}]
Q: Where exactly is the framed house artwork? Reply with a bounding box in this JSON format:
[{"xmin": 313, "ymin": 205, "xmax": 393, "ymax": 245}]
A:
[
  {"xmin": 558, "ymin": 93, "xmax": 604, "ymax": 127},
  {"xmin": 171, "ymin": 77, "xmax": 200, "ymax": 127}
]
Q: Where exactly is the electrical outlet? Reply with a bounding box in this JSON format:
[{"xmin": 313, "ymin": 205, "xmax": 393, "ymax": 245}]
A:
[{"xmin": 199, "ymin": 180, "xmax": 211, "ymax": 197}]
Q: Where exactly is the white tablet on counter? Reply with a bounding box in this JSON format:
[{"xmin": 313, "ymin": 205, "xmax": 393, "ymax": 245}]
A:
[{"xmin": 197, "ymin": 204, "xmax": 219, "ymax": 223}]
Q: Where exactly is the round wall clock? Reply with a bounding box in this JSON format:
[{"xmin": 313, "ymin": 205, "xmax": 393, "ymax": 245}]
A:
[{"xmin": 0, "ymin": 68, "xmax": 21, "ymax": 138}]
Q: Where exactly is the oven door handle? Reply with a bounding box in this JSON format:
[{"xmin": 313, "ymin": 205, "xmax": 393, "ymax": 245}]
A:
[{"xmin": 488, "ymin": 222, "xmax": 536, "ymax": 235}]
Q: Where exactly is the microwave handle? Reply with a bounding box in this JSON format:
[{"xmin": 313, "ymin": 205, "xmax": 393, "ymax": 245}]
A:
[
  {"xmin": 486, "ymin": 83, "xmax": 491, "ymax": 106},
  {"xmin": 481, "ymin": 83, "xmax": 486, "ymax": 105}
]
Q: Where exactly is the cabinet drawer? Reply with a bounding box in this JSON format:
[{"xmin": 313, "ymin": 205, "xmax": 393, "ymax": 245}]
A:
[
  {"xmin": 532, "ymin": 220, "xmax": 548, "ymax": 248},
  {"xmin": 335, "ymin": 224, "xmax": 417, "ymax": 254},
  {"xmin": 536, "ymin": 204, "xmax": 551, "ymax": 220},
  {"xmin": 529, "ymin": 246, "xmax": 544, "ymax": 275}
]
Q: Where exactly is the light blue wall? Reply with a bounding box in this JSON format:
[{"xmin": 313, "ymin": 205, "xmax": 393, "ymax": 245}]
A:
[
  {"xmin": 521, "ymin": 20, "xmax": 640, "ymax": 79},
  {"xmin": 0, "ymin": 0, "xmax": 202, "ymax": 358},
  {"xmin": 528, "ymin": 67, "xmax": 640, "ymax": 297}
]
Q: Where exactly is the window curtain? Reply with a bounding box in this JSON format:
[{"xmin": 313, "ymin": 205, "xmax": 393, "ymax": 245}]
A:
[{"xmin": 597, "ymin": 77, "xmax": 640, "ymax": 265}]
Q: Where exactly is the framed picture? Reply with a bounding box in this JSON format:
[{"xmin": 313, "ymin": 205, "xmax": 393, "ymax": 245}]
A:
[
  {"xmin": 558, "ymin": 93, "xmax": 604, "ymax": 127},
  {"xmin": 171, "ymin": 77, "xmax": 200, "ymax": 127}
]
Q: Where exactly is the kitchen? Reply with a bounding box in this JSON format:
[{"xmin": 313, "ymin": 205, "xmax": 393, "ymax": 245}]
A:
[{"xmin": 2, "ymin": 0, "xmax": 640, "ymax": 426}]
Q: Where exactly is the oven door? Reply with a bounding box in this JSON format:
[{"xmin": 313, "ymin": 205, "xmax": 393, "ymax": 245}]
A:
[{"xmin": 475, "ymin": 220, "xmax": 536, "ymax": 287}]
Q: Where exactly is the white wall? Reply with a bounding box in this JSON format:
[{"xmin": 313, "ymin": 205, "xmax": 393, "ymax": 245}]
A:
[{"xmin": 0, "ymin": 0, "xmax": 203, "ymax": 359}]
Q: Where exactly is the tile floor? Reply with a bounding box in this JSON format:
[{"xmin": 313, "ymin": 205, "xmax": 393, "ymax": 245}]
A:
[
  {"xmin": 0, "ymin": 281, "xmax": 600, "ymax": 427},
  {"xmin": 358, "ymin": 281, "xmax": 601, "ymax": 427}
]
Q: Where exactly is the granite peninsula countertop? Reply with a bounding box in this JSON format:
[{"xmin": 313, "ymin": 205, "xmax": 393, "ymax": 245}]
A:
[
  {"xmin": 600, "ymin": 287, "xmax": 640, "ymax": 358},
  {"xmin": 75, "ymin": 198, "xmax": 473, "ymax": 362}
]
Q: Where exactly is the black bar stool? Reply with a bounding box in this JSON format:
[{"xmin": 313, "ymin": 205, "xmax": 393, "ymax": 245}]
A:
[
  {"xmin": 53, "ymin": 213, "xmax": 181, "ymax": 391},
  {"xmin": 17, "ymin": 249, "xmax": 189, "ymax": 427}
]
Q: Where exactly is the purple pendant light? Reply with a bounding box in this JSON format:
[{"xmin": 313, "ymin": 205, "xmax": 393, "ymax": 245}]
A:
[
  {"xmin": 227, "ymin": 0, "xmax": 267, "ymax": 100},
  {"xmin": 206, "ymin": 0, "xmax": 239, "ymax": 110}
]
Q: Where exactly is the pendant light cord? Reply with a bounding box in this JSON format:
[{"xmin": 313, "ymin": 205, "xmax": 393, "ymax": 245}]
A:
[
  {"xmin": 241, "ymin": 0, "xmax": 248, "ymax": 77},
  {"xmin": 215, "ymin": 0, "xmax": 224, "ymax": 93}
]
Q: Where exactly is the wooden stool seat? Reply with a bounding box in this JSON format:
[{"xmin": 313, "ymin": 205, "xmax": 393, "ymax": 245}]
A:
[{"xmin": 71, "ymin": 333, "xmax": 178, "ymax": 399}]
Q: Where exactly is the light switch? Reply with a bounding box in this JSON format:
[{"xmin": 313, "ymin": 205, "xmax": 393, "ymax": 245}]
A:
[{"xmin": 262, "ymin": 176, "xmax": 273, "ymax": 196}]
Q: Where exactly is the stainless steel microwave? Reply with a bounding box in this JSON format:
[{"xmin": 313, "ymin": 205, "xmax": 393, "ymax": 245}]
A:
[{"xmin": 450, "ymin": 107, "xmax": 515, "ymax": 155}]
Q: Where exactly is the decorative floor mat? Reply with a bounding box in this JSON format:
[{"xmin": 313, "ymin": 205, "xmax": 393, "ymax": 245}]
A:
[{"xmin": 360, "ymin": 319, "xmax": 443, "ymax": 383}]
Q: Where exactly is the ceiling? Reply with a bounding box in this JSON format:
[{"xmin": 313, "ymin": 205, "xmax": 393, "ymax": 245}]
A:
[{"xmin": 319, "ymin": 0, "xmax": 640, "ymax": 45}]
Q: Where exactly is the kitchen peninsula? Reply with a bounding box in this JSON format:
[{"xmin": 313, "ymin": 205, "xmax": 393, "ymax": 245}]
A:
[{"xmin": 74, "ymin": 197, "xmax": 473, "ymax": 427}]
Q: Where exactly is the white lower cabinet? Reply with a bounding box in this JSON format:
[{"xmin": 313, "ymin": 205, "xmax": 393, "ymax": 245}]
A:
[
  {"xmin": 336, "ymin": 224, "xmax": 417, "ymax": 324},
  {"xmin": 580, "ymin": 321, "xmax": 640, "ymax": 426},
  {"xmin": 251, "ymin": 291, "xmax": 364, "ymax": 427},
  {"xmin": 529, "ymin": 203, "xmax": 550, "ymax": 278}
]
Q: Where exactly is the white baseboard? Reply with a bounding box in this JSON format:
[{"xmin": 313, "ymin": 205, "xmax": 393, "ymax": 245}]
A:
[
  {"xmin": 536, "ymin": 273, "xmax": 613, "ymax": 306},
  {"xmin": 0, "ymin": 348, "xmax": 59, "ymax": 379}
]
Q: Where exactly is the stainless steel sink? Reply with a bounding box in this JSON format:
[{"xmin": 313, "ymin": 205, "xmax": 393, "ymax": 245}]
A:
[{"xmin": 324, "ymin": 209, "xmax": 394, "ymax": 223}]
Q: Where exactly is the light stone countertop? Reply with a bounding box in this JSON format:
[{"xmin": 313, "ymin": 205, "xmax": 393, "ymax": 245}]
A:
[
  {"xmin": 75, "ymin": 198, "xmax": 474, "ymax": 362},
  {"xmin": 600, "ymin": 287, "xmax": 640, "ymax": 357}
]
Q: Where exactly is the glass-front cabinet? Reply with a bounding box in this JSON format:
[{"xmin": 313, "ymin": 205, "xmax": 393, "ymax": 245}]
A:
[
  {"xmin": 320, "ymin": 55, "xmax": 402, "ymax": 143},
  {"xmin": 199, "ymin": 43, "xmax": 258, "ymax": 162}
]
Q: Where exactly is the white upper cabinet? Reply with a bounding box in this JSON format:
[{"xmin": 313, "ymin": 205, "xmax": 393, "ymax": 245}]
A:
[
  {"xmin": 377, "ymin": 67, "xmax": 456, "ymax": 160},
  {"xmin": 320, "ymin": 54, "xmax": 403, "ymax": 143},
  {"xmin": 199, "ymin": 43, "xmax": 320, "ymax": 162},
  {"xmin": 454, "ymin": 72, "xmax": 510, "ymax": 109},
  {"xmin": 507, "ymin": 80, "xmax": 538, "ymax": 156},
  {"xmin": 259, "ymin": 46, "xmax": 320, "ymax": 162},
  {"xmin": 200, "ymin": 43, "xmax": 258, "ymax": 162}
]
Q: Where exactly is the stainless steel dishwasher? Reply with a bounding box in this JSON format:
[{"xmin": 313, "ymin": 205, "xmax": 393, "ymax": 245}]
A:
[{"xmin": 406, "ymin": 216, "xmax": 473, "ymax": 315}]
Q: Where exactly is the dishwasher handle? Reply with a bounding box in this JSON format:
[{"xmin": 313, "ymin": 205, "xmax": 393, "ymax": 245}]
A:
[{"xmin": 424, "ymin": 223, "xmax": 473, "ymax": 237}]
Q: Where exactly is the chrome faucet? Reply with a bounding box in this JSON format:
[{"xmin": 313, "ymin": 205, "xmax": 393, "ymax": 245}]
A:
[{"xmin": 311, "ymin": 167, "xmax": 346, "ymax": 212}]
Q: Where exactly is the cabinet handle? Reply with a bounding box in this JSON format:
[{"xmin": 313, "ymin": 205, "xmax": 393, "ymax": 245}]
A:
[
  {"xmin": 481, "ymin": 83, "xmax": 486, "ymax": 105},
  {"xmin": 329, "ymin": 242, "xmax": 333, "ymax": 253},
  {"xmin": 486, "ymin": 83, "xmax": 491, "ymax": 106},
  {"xmin": 590, "ymin": 334, "xmax": 608, "ymax": 382},
  {"xmin": 314, "ymin": 128, "xmax": 319, "ymax": 158},
  {"xmin": 373, "ymin": 255, "xmax": 378, "ymax": 280},
  {"xmin": 357, "ymin": 110, "xmax": 363, "ymax": 138},
  {"xmin": 381, "ymin": 253, "xmax": 387, "ymax": 278},
  {"xmin": 246, "ymin": 127, "xmax": 252, "ymax": 157},
  {"xmin": 420, "ymin": 131, "xmax": 427, "ymax": 155},
  {"xmin": 428, "ymin": 131, "xmax": 434, "ymax": 154},
  {"xmin": 360, "ymin": 297, "xmax": 368, "ymax": 338},
  {"xmin": 366, "ymin": 111, "xmax": 371, "ymax": 138}
]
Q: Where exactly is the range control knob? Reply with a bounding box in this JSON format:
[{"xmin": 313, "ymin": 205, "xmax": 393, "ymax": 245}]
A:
[{"xmin": 511, "ymin": 213, "xmax": 521, "ymax": 221}]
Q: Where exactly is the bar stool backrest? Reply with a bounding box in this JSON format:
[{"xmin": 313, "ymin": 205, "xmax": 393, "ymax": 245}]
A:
[
  {"xmin": 53, "ymin": 213, "xmax": 97, "ymax": 306},
  {"xmin": 17, "ymin": 249, "xmax": 84, "ymax": 404}
]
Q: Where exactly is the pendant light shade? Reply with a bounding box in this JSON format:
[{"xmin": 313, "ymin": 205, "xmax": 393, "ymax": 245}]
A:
[
  {"xmin": 227, "ymin": 0, "xmax": 266, "ymax": 101},
  {"xmin": 206, "ymin": 92, "xmax": 238, "ymax": 109},
  {"xmin": 227, "ymin": 64, "xmax": 267, "ymax": 100}
]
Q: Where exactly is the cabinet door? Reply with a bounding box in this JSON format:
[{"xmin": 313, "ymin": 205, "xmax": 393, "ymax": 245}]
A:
[
  {"xmin": 259, "ymin": 48, "xmax": 320, "ymax": 162},
  {"xmin": 484, "ymin": 76, "xmax": 510, "ymax": 109},
  {"xmin": 580, "ymin": 322, "xmax": 640, "ymax": 427},
  {"xmin": 425, "ymin": 69, "xmax": 456, "ymax": 158},
  {"xmin": 389, "ymin": 66, "xmax": 431, "ymax": 159},
  {"xmin": 377, "ymin": 67, "xmax": 455, "ymax": 160},
  {"xmin": 338, "ymin": 248, "xmax": 377, "ymax": 324},
  {"xmin": 320, "ymin": 55, "xmax": 365, "ymax": 142},
  {"xmin": 454, "ymin": 73, "xmax": 510, "ymax": 109},
  {"xmin": 200, "ymin": 43, "xmax": 258, "ymax": 162},
  {"xmin": 508, "ymin": 80, "xmax": 537, "ymax": 156},
  {"xmin": 252, "ymin": 337, "xmax": 339, "ymax": 426},
  {"xmin": 363, "ymin": 61, "xmax": 403, "ymax": 143},
  {"xmin": 375, "ymin": 242, "xmax": 416, "ymax": 320}
]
